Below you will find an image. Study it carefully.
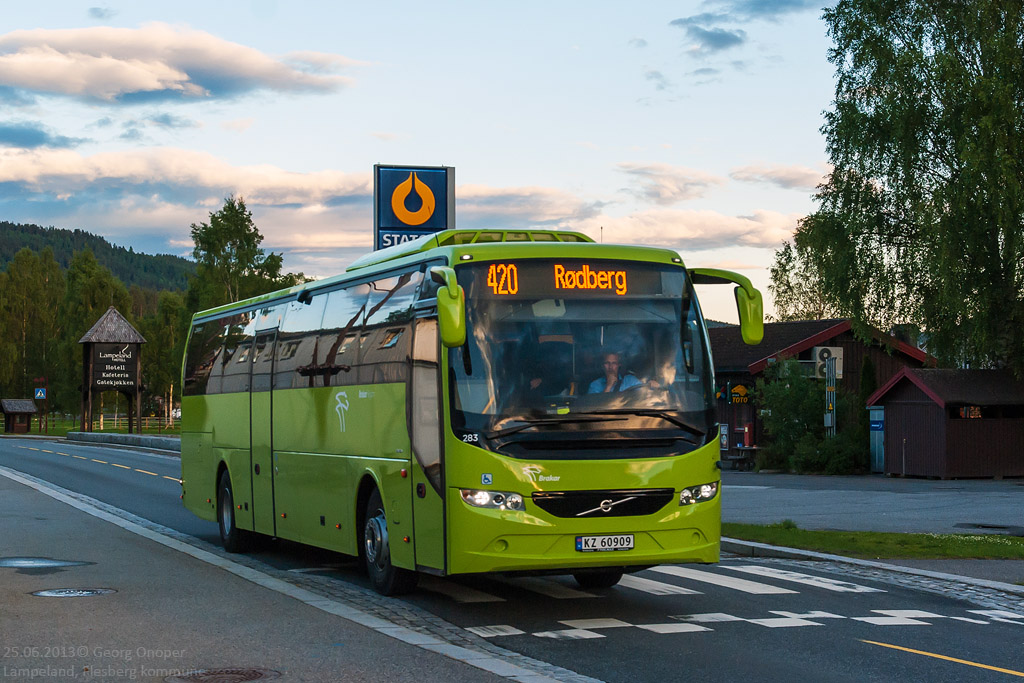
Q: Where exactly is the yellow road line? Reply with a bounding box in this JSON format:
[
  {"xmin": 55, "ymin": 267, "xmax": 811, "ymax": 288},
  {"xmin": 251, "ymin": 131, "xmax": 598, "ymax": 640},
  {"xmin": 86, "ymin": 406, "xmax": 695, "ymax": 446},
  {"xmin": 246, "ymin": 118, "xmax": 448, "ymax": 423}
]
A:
[
  {"xmin": 163, "ymin": 476, "xmax": 182, "ymax": 483},
  {"xmin": 41, "ymin": 449, "xmax": 54, "ymax": 453},
  {"xmin": 92, "ymin": 459, "xmax": 108, "ymax": 464},
  {"xmin": 861, "ymin": 640, "xmax": 1024, "ymax": 677},
  {"xmin": 111, "ymin": 463, "xmax": 131, "ymax": 470},
  {"xmin": 57, "ymin": 452, "xmax": 70, "ymax": 456},
  {"xmin": 73, "ymin": 455, "xmax": 87, "ymax": 460},
  {"xmin": 28, "ymin": 447, "xmax": 40, "ymax": 451},
  {"xmin": 134, "ymin": 469, "xmax": 158, "ymax": 476}
]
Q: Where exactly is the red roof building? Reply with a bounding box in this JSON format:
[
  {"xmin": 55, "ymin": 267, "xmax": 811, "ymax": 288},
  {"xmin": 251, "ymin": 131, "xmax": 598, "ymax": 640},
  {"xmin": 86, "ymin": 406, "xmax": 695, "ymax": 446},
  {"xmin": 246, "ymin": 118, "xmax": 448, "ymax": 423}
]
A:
[
  {"xmin": 866, "ymin": 369, "xmax": 1024, "ymax": 478},
  {"xmin": 709, "ymin": 319, "xmax": 933, "ymax": 469}
]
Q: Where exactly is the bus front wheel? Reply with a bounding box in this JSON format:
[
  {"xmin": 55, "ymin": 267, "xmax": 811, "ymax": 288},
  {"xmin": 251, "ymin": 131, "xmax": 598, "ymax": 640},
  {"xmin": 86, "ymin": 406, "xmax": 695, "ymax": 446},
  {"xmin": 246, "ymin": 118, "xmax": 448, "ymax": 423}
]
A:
[
  {"xmin": 572, "ymin": 570, "xmax": 623, "ymax": 590},
  {"xmin": 363, "ymin": 489, "xmax": 418, "ymax": 595},
  {"xmin": 218, "ymin": 470, "xmax": 252, "ymax": 553}
]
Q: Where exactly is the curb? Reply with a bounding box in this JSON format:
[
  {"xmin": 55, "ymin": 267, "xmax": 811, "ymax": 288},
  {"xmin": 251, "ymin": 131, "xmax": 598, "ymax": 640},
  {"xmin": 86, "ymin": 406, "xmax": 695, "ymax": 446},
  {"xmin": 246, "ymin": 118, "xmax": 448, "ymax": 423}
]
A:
[
  {"xmin": 722, "ymin": 536, "xmax": 1024, "ymax": 596},
  {"xmin": 66, "ymin": 431, "xmax": 181, "ymax": 453}
]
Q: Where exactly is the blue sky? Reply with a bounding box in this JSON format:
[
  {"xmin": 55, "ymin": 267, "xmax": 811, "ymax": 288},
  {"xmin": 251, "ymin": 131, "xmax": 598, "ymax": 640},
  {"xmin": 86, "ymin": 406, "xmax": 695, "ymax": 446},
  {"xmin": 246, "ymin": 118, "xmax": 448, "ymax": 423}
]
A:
[{"xmin": 0, "ymin": 1, "xmax": 835, "ymax": 321}]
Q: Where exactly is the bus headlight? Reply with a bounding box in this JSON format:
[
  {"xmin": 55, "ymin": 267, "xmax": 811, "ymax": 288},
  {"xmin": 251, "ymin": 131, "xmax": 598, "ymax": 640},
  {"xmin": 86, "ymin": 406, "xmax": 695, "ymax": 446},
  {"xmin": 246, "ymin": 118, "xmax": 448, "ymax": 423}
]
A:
[
  {"xmin": 679, "ymin": 482, "xmax": 718, "ymax": 505},
  {"xmin": 460, "ymin": 489, "xmax": 524, "ymax": 511}
]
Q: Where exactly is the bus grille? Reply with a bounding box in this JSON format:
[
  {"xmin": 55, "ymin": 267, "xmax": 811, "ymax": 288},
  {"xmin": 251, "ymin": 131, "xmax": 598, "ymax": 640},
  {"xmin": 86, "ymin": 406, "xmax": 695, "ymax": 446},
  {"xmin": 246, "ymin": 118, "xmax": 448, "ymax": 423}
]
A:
[{"xmin": 530, "ymin": 489, "xmax": 675, "ymax": 518}]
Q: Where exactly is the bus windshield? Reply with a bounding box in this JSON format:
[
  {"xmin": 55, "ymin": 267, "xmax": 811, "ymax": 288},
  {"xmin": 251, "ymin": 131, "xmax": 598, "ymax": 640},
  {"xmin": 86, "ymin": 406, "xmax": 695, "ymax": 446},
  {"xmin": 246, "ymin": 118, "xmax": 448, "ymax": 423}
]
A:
[{"xmin": 448, "ymin": 259, "xmax": 715, "ymax": 457}]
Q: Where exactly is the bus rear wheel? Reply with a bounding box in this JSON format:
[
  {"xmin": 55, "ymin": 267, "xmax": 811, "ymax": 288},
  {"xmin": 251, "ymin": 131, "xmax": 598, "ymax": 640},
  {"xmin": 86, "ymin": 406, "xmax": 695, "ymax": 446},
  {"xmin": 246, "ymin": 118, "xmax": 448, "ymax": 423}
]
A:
[
  {"xmin": 218, "ymin": 470, "xmax": 252, "ymax": 553},
  {"xmin": 572, "ymin": 570, "xmax": 623, "ymax": 590},
  {"xmin": 363, "ymin": 489, "xmax": 418, "ymax": 595}
]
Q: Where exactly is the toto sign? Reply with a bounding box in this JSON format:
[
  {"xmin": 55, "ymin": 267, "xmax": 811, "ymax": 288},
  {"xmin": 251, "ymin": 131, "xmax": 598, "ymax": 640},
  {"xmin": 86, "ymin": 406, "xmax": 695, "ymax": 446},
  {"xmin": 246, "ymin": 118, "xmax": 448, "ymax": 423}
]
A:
[{"xmin": 92, "ymin": 343, "xmax": 138, "ymax": 390}]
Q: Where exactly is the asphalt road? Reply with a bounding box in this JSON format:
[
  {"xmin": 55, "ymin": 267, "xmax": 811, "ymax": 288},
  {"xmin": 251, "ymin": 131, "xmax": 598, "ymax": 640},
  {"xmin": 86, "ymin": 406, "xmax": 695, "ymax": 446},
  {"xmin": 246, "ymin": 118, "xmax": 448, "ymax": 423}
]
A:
[{"xmin": 2, "ymin": 437, "xmax": 1023, "ymax": 682}]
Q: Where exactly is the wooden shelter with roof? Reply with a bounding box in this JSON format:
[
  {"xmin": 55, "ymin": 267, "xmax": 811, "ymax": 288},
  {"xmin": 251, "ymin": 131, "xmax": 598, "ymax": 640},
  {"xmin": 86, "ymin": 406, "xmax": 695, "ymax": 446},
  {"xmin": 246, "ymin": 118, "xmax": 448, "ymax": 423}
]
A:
[
  {"xmin": 78, "ymin": 306, "xmax": 147, "ymax": 433},
  {"xmin": 708, "ymin": 318, "xmax": 933, "ymax": 468},
  {"xmin": 866, "ymin": 369, "xmax": 1024, "ymax": 478},
  {"xmin": 1, "ymin": 399, "xmax": 37, "ymax": 434}
]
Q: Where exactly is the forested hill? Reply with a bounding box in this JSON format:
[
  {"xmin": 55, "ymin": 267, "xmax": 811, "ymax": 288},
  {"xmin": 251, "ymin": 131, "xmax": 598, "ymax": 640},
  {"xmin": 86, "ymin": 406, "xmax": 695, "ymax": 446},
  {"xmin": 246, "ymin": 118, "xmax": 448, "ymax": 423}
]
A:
[{"xmin": 0, "ymin": 221, "xmax": 195, "ymax": 290}]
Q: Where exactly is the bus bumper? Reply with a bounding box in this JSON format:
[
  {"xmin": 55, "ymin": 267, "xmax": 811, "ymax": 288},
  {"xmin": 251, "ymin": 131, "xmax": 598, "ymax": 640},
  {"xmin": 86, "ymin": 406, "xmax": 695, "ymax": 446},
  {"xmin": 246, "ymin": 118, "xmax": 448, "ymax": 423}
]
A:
[{"xmin": 446, "ymin": 489, "xmax": 720, "ymax": 575}]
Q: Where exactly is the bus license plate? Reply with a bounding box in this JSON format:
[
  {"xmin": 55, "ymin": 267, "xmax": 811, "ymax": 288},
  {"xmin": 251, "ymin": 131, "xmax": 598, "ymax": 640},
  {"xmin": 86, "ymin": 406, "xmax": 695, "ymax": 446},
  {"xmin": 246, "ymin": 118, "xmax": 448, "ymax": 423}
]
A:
[{"xmin": 575, "ymin": 534, "xmax": 634, "ymax": 552}]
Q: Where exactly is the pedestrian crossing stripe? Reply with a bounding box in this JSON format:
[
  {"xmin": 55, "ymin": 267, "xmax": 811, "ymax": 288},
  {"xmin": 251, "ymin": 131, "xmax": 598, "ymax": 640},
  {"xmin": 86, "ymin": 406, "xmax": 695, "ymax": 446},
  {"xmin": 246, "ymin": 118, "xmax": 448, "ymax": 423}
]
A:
[
  {"xmin": 420, "ymin": 564, "xmax": 889, "ymax": 603},
  {"xmin": 468, "ymin": 609, "xmax": 1024, "ymax": 639}
]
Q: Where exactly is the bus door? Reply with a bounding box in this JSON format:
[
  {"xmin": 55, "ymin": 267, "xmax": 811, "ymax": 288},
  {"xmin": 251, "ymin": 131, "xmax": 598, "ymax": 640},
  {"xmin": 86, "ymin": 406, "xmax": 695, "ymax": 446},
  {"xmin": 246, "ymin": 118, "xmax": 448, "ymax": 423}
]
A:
[
  {"xmin": 409, "ymin": 317, "xmax": 445, "ymax": 572},
  {"xmin": 250, "ymin": 329, "xmax": 278, "ymax": 535}
]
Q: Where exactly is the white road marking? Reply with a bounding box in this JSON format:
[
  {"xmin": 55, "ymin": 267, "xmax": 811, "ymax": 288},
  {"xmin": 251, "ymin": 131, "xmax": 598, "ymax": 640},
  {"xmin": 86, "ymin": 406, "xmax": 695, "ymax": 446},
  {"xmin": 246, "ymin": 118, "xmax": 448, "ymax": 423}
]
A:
[
  {"xmin": 465, "ymin": 625, "xmax": 525, "ymax": 638},
  {"xmin": 725, "ymin": 485, "xmax": 772, "ymax": 489},
  {"xmin": 852, "ymin": 610, "xmax": 944, "ymax": 626},
  {"xmin": 419, "ymin": 576, "xmax": 506, "ymax": 603},
  {"xmin": 651, "ymin": 566, "xmax": 797, "ymax": 594},
  {"xmin": 533, "ymin": 629, "xmax": 604, "ymax": 640},
  {"xmin": 635, "ymin": 623, "xmax": 711, "ymax": 634},
  {"xmin": 744, "ymin": 616, "xmax": 824, "ymax": 628},
  {"xmin": 559, "ymin": 618, "xmax": 632, "ymax": 630},
  {"xmin": 502, "ymin": 576, "xmax": 598, "ymax": 599},
  {"xmin": 969, "ymin": 610, "xmax": 1024, "ymax": 624},
  {"xmin": 619, "ymin": 574, "xmax": 702, "ymax": 595},
  {"xmin": 724, "ymin": 565, "xmax": 885, "ymax": 593},
  {"xmin": 670, "ymin": 612, "xmax": 745, "ymax": 623},
  {"xmin": 771, "ymin": 611, "xmax": 846, "ymax": 620}
]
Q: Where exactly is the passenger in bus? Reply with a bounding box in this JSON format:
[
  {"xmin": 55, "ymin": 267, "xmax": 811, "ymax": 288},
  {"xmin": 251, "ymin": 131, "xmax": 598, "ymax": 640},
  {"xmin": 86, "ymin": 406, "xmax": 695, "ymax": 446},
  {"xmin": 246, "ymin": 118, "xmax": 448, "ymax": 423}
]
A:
[
  {"xmin": 587, "ymin": 352, "xmax": 644, "ymax": 393},
  {"xmin": 523, "ymin": 341, "xmax": 575, "ymax": 400}
]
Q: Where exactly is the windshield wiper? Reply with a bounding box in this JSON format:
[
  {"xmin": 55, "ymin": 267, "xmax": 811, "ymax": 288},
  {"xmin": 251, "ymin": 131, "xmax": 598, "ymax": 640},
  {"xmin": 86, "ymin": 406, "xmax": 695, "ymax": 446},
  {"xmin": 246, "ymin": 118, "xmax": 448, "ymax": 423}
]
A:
[
  {"xmin": 485, "ymin": 415, "xmax": 624, "ymax": 439},
  {"xmin": 589, "ymin": 410, "xmax": 706, "ymax": 441}
]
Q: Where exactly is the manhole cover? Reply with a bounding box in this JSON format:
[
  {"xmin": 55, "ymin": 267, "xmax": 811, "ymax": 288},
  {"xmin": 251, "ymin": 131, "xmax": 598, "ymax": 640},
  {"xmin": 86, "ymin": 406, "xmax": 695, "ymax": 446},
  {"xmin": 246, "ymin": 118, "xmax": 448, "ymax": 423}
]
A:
[
  {"xmin": 32, "ymin": 588, "xmax": 116, "ymax": 597},
  {"xmin": 165, "ymin": 669, "xmax": 281, "ymax": 682},
  {"xmin": 0, "ymin": 557, "xmax": 88, "ymax": 568}
]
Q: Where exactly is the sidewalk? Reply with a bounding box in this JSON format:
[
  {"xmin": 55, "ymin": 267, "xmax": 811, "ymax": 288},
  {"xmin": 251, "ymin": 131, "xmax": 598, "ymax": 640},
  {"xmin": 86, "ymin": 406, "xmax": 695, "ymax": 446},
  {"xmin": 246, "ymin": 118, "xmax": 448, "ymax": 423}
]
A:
[{"xmin": 0, "ymin": 471, "xmax": 512, "ymax": 683}]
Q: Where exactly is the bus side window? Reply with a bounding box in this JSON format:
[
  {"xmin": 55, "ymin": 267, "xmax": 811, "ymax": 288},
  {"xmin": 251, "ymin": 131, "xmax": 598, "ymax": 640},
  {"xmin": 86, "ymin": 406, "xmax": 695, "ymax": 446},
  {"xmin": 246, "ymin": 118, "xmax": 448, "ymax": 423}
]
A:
[
  {"xmin": 320, "ymin": 284, "xmax": 370, "ymax": 387},
  {"xmin": 183, "ymin": 321, "xmax": 226, "ymax": 396},
  {"xmin": 361, "ymin": 270, "xmax": 423, "ymax": 384},
  {"xmin": 276, "ymin": 294, "xmax": 327, "ymax": 389},
  {"xmin": 251, "ymin": 303, "xmax": 287, "ymax": 393},
  {"xmin": 218, "ymin": 311, "xmax": 257, "ymax": 394}
]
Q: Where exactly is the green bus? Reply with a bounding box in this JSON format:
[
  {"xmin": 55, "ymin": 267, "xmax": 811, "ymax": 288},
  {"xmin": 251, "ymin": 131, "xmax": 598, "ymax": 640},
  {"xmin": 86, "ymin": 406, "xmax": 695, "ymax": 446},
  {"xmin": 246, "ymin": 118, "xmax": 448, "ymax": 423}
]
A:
[{"xmin": 180, "ymin": 229, "xmax": 762, "ymax": 595}]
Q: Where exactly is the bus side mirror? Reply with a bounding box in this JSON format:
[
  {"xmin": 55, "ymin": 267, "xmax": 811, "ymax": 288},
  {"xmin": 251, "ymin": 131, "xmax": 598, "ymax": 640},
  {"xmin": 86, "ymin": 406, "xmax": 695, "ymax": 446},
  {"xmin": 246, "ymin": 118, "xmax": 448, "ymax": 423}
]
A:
[
  {"xmin": 688, "ymin": 268, "xmax": 764, "ymax": 345},
  {"xmin": 430, "ymin": 266, "xmax": 466, "ymax": 348}
]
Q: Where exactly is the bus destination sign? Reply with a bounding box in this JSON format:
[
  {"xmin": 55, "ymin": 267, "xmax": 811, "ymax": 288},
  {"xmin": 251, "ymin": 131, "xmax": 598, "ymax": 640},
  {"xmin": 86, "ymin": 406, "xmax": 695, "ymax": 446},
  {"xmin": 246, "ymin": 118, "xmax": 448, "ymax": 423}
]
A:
[{"xmin": 472, "ymin": 260, "xmax": 669, "ymax": 298}]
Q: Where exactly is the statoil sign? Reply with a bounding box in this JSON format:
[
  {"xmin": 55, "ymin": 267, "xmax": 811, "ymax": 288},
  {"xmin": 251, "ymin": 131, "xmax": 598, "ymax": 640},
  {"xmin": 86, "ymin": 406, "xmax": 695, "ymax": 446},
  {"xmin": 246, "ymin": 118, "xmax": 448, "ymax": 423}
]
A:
[{"xmin": 374, "ymin": 165, "xmax": 455, "ymax": 250}]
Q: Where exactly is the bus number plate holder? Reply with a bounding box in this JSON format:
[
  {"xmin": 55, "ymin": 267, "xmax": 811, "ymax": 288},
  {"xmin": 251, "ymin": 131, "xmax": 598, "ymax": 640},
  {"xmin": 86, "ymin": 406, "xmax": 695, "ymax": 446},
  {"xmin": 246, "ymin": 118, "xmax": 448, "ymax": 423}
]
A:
[{"xmin": 575, "ymin": 534, "xmax": 634, "ymax": 552}]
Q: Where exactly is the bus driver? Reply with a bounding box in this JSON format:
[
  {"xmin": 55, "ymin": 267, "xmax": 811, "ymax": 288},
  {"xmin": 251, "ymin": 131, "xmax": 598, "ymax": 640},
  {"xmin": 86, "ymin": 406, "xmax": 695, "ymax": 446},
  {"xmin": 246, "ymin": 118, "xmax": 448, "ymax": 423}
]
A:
[{"xmin": 588, "ymin": 352, "xmax": 643, "ymax": 393}]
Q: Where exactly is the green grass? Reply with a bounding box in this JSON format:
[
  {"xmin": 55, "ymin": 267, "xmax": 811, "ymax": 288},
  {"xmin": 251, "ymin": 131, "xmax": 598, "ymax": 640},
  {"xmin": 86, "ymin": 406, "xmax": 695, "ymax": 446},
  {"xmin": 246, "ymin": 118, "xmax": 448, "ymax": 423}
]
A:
[{"xmin": 723, "ymin": 521, "xmax": 1024, "ymax": 560}]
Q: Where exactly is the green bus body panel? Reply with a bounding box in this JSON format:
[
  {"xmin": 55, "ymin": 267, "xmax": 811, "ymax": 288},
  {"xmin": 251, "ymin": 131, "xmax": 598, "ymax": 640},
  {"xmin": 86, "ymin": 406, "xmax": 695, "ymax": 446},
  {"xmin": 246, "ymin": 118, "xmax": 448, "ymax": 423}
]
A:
[
  {"xmin": 181, "ymin": 392, "xmax": 251, "ymax": 523},
  {"xmin": 444, "ymin": 439, "xmax": 721, "ymax": 574},
  {"xmin": 271, "ymin": 383, "xmax": 413, "ymax": 566},
  {"xmin": 251, "ymin": 389, "xmax": 275, "ymax": 535}
]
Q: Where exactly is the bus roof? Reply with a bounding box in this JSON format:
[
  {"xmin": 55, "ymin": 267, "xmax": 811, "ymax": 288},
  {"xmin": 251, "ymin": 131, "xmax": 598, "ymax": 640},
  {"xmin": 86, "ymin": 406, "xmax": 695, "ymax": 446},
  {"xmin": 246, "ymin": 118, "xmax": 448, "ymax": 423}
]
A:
[
  {"xmin": 192, "ymin": 229, "xmax": 683, "ymax": 323},
  {"xmin": 347, "ymin": 229, "xmax": 593, "ymax": 272}
]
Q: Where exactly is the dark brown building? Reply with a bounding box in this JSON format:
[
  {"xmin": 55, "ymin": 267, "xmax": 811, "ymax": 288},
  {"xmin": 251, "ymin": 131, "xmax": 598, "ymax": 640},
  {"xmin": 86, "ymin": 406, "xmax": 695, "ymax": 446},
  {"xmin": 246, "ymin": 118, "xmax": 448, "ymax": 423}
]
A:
[
  {"xmin": 709, "ymin": 319, "xmax": 932, "ymax": 468},
  {"xmin": 1, "ymin": 399, "xmax": 37, "ymax": 434},
  {"xmin": 867, "ymin": 369, "xmax": 1024, "ymax": 478}
]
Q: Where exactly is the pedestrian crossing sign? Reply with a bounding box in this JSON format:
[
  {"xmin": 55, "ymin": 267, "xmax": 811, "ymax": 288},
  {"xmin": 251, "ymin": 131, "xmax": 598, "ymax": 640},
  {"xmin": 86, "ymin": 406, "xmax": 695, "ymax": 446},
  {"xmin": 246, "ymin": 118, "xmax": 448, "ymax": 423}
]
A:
[{"xmin": 34, "ymin": 387, "xmax": 46, "ymax": 400}]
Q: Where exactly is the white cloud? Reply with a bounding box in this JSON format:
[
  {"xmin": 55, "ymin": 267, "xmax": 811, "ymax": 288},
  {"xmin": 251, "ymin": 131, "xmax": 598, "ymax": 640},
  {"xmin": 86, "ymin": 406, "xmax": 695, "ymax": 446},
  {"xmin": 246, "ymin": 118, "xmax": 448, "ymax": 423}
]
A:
[
  {"xmin": 0, "ymin": 23, "xmax": 354, "ymax": 101},
  {"xmin": 222, "ymin": 118, "xmax": 254, "ymax": 132},
  {"xmin": 456, "ymin": 184, "xmax": 594, "ymax": 225},
  {"xmin": 0, "ymin": 146, "xmax": 370, "ymax": 205},
  {"xmin": 575, "ymin": 207, "xmax": 798, "ymax": 250},
  {"xmin": 617, "ymin": 162, "xmax": 725, "ymax": 205},
  {"xmin": 729, "ymin": 163, "xmax": 827, "ymax": 191}
]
